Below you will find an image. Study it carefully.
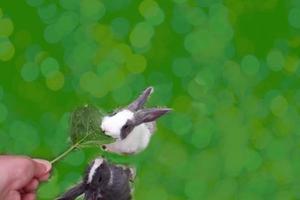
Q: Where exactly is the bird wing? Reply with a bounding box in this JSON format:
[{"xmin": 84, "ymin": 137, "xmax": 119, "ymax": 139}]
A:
[{"xmin": 56, "ymin": 182, "xmax": 85, "ymax": 200}]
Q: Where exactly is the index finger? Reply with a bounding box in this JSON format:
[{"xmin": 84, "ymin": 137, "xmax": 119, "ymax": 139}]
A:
[{"xmin": 32, "ymin": 159, "xmax": 52, "ymax": 178}]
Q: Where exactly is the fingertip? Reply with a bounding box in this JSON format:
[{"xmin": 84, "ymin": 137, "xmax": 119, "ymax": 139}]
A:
[
  {"xmin": 33, "ymin": 159, "xmax": 52, "ymax": 176},
  {"xmin": 38, "ymin": 173, "xmax": 51, "ymax": 181}
]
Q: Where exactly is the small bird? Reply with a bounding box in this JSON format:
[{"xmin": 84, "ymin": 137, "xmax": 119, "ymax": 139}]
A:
[
  {"xmin": 100, "ymin": 86, "xmax": 171, "ymax": 155},
  {"xmin": 57, "ymin": 157, "xmax": 135, "ymax": 200}
]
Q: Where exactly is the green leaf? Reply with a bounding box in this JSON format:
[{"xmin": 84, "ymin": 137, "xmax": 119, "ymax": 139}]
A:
[
  {"xmin": 50, "ymin": 104, "xmax": 114, "ymax": 164},
  {"xmin": 69, "ymin": 104, "xmax": 113, "ymax": 144}
]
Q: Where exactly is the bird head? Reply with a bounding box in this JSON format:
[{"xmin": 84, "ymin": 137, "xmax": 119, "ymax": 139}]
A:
[
  {"xmin": 86, "ymin": 158, "xmax": 110, "ymax": 188},
  {"xmin": 100, "ymin": 87, "xmax": 171, "ymax": 139}
]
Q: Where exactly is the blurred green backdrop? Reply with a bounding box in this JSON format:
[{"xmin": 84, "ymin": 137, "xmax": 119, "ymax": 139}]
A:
[{"xmin": 1, "ymin": 0, "xmax": 300, "ymax": 199}]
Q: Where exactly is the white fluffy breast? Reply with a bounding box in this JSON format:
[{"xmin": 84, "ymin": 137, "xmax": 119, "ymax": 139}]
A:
[
  {"xmin": 101, "ymin": 109, "xmax": 134, "ymax": 138},
  {"xmin": 105, "ymin": 123, "xmax": 152, "ymax": 154}
]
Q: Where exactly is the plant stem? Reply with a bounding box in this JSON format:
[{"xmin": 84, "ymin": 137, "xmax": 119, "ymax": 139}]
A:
[
  {"xmin": 50, "ymin": 144, "xmax": 77, "ymax": 164},
  {"xmin": 50, "ymin": 134, "xmax": 90, "ymax": 164}
]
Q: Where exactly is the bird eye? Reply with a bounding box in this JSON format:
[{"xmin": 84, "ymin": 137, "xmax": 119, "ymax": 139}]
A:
[
  {"xmin": 111, "ymin": 109, "xmax": 119, "ymax": 115},
  {"xmin": 123, "ymin": 124, "xmax": 129, "ymax": 129},
  {"xmin": 109, "ymin": 112, "xmax": 116, "ymax": 117},
  {"xmin": 98, "ymin": 176, "xmax": 102, "ymax": 183}
]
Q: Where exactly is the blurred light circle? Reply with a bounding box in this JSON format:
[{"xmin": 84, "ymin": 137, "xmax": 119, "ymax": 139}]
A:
[
  {"xmin": 132, "ymin": 41, "xmax": 152, "ymax": 54},
  {"xmin": 172, "ymin": 57, "xmax": 192, "ymax": 77},
  {"xmin": 284, "ymin": 56, "xmax": 299, "ymax": 73},
  {"xmin": 0, "ymin": 18, "xmax": 14, "ymax": 37},
  {"xmin": 0, "ymin": 129, "xmax": 12, "ymax": 152},
  {"xmin": 186, "ymin": 7, "xmax": 207, "ymax": 26},
  {"xmin": 241, "ymin": 54, "xmax": 260, "ymax": 75},
  {"xmin": 116, "ymin": 43, "xmax": 132, "ymax": 58},
  {"xmin": 294, "ymin": 89, "xmax": 300, "ymax": 108},
  {"xmin": 56, "ymin": 11, "xmax": 79, "ymax": 36},
  {"xmin": 209, "ymin": 3, "xmax": 228, "ymax": 17},
  {"xmin": 59, "ymin": 0, "xmax": 80, "ymax": 10},
  {"xmin": 46, "ymin": 71, "xmax": 65, "ymax": 91},
  {"xmin": 80, "ymin": 71, "xmax": 108, "ymax": 97},
  {"xmin": 267, "ymin": 49, "xmax": 284, "ymax": 71},
  {"xmin": 209, "ymin": 5, "xmax": 233, "ymax": 40},
  {"xmin": 171, "ymin": 113, "xmax": 192, "ymax": 136},
  {"xmin": 191, "ymin": 122, "xmax": 213, "ymax": 149},
  {"xmin": 171, "ymin": 6, "xmax": 192, "ymax": 34},
  {"xmin": 136, "ymin": 187, "xmax": 168, "ymax": 200},
  {"xmin": 100, "ymin": 68, "xmax": 126, "ymax": 91},
  {"xmin": 187, "ymin": 79, "xmax": 206, "ymax": 100},
  {"xmin": 270, "ymin": 95, "xmax": 288, "ymax": 117},
  {"xmin": 25, "ymin": 44, "xmax": 41, "ymax": 61},
  {"xmin": 158, "ymin": 142, "xmax": 188, "ymax": 170},
  {"xmin": 80, "ymin": 0, "xmax": 106, "ymax": 21},
  {"xmin": 106, "ymin": 48, "xmax": 126, "ymax": 64},
  {"xmin": 173, "ymin": 0, "xmax": 186, "ymax": 3},
  {"xmin": 212, "ymin": 179, "xmax": 237, "ymax": 199},
  {"xmin": 40, "ymin": 57, "xmax": 60, "ymax": 77},
  {"xmin": 148, "ymin": 70, "xmax": 169, "ymax": 85},
  {"xmin": 44, "ymin": 24, "xmax": 63, "ymax": 43},
  {"xmin": 26, "ymin": 0, "xmax": 44, "ymax": 7},
  {"xmin": 184, "ymin": 29, "xmax": 225, "ymax": 60},
  {"xmin": 59, "ymin": 112, "xmax": 70, "ymax": 130},
  {"xmin": 9, "ymin": 121, "xmax": 40, "ymax": 154},
  {"xmin": 0, "ymin": 37, "xmax": 15, "ymax": 61},
  {"xmin": 0, "ymin": 86, "xmax": 3, "ymax": 99},
  {"xmin": 21, "ymin": 62, "xmax": 40, "ymax": 82},
  {"xmin": 129, "ymin": 22, "xmax": 154, "ymax": 48},
  {"xmin": 80, "ymin": 71, "xmax": 98, "ymax": 92},
  {"xmin": 244, "ymin": 149, "xmax": 262, "ymax": 172},
  {"xmin": 38, "ymin": 3, "xmax": 58, "ymax": 22},
  {"xmin": 34, "ymin": 51, "xmax": 48, "ymax": 64},
  {"xmin": 194, "ymin": 70, "xmax": 215, "ymax": 89},
  {"xmin": 112, "ymin": 85, "xmax": 133, "ymax": 104},
  {"xmin": 185, "ymin": 179, "xmax": 207, "ymax": 199},
  {"xmin": 0, "ymin": 102, "xmax": 8, "ymax": 122},
  {"xmin": 288, "ymin": 8, "xmax": 300, "ymax": 29},
  {"xmin": 111, "ymin": 17, "xmax": 130, "ymax": 39},
  {"xmin": 125, "ymin": 54, "xmax": 147, "ymax": 73},
  {"xmin": 97, "ymin": 60, "xmax": 119, "ymax": 75},
  {"xmin": 127, "ymin": 74, "xmax": 146, "ymax": 92},
  {"xmin": 139, "ymin": 0, "xmax": 165, "ymax": 26}
]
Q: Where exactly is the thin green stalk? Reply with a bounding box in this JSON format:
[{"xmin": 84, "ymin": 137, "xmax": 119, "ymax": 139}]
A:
[{"xmin": 50, "ymin": 134, "xmax": 90, "ymax": 164}]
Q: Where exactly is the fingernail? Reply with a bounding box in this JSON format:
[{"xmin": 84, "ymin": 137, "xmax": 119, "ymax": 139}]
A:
[{"xmin": 33, "ymin": 159, "xmax": 52, "ymax": 173}]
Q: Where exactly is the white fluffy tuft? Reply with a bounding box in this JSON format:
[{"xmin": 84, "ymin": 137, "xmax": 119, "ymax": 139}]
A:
[
  {"xmin": 104, "ymin": 123, "xmax": 151, "ymax": 154},
  {"xmin": 88, "ymin": 158, "xmax": 103, "ymax": 183},
  {"xmin": 101, "ymin": 109, "xmax": 134, "ymax": 138}
]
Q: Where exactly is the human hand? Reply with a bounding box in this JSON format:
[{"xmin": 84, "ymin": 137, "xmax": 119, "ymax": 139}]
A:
[{"xmin": 0, "ymin": 155, "xmax": 52, "ymax": 200}]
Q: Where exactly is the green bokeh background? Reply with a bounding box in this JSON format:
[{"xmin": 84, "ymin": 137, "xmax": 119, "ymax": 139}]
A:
[{"xmin": 1, "ymin": 0, "xmax": 300, "ymax": 199}]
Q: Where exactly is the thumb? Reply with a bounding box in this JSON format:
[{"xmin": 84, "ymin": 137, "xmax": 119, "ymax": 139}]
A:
[{"xmin": 32, "ymin": 159, "xmax": 52, "ymax": 178}]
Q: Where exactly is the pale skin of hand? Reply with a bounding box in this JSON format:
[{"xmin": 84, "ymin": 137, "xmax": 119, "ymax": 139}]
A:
[{"xmin": 0, "ymin": 156, "xmax": 52, "ymax": 200}]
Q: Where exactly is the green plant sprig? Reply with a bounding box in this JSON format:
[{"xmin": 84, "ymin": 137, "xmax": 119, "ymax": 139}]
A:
[{"xmin": 50, "ymin": 104, "xmax": 114, "ymax": 164}]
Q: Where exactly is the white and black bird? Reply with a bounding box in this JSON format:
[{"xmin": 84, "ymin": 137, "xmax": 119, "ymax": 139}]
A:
[
  {"xmin": 57, "ymin": 157, "xmax": 135, "ymax": 200},
  {"xmin": 100, "ymin": 87, "xmax": 171, "ymax": 155}
]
